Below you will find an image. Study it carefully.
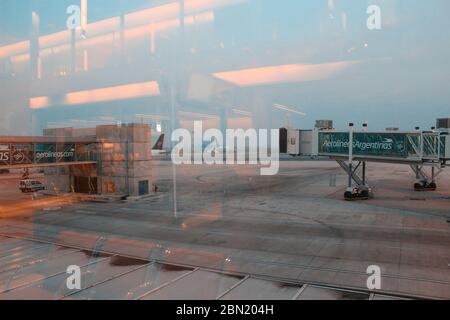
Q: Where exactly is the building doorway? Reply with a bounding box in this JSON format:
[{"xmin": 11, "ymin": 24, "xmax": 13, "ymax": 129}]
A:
[{"xmin": 74, "ymin": 176, "xmax": 98, "ymax": 194}]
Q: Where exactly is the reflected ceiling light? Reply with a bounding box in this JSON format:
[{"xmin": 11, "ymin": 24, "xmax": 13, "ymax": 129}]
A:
[
  {"xmin": 213, "ymin": 60, "xmax": 361, "ymax": 87},
  {"xmin": 232, "ymin": 108, "xmax": 252, "ymax": 116},
  {"xmin": 29, "ymin": 96, "xmax": 50, "ymax": 109},
  {"xmin": 273, "ymin": 104, "xmax": 306, "ymax": 116},
  {"xmin": 64, "ymin": 81, "xmax": 160, "ymax": 106},
  {"xmin": 124, "ymin": 11, "xmax": 214, "ymax": 42},
  {"xmin": 125, "ymin": 0, "xmax": 245, "ymax": 29},
  {"xmin": 84, "ymin": 17, "xmax": 120, "ymax": 40},
  {"xmin": 0, "ymin": 41, "xmax": 29, "ymax": 59},
  {"xmin": 0, "ymin": 0, "xmax": 244, "ymax": 59}
]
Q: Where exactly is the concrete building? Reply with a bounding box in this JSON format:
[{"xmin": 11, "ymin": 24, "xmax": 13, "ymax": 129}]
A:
[
  {"xmin": 95, "ymin": 123, "xmax": 153, "ymax": 198},
  {"xmin": 0, "ymin": 123, "xmax": 153, "ymax": 198}
]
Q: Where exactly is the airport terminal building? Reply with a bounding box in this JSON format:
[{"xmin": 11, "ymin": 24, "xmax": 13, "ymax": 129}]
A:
[{"xmin": 0, "ymin": 123, "xmax": 153, "ymax": 198}]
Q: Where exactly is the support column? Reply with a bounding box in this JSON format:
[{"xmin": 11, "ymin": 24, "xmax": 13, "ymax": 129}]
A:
[
  {"xmin": 348, "ymin": 163, "xmax": 353, "ymax": 189},
  {"xmin": 362, "ymin": 161, "xmax": 366, "ymax": 186}
]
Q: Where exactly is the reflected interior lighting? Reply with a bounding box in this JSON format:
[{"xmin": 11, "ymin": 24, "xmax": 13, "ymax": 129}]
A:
[
  {"xmin": 10, "ymin": 10, "xmax": 214, "ymax": 62},
  {"xmin": 29, "ymin": 96, "xmax": 50, "ymax": 109},
  {"xmin": 0, "ymin": 0, "xmax": 237, "ymax": 60},
  {"xmin": 81, "ymin": 0, "xmax": 88, "ymax": 32},
  {"xmin": 124, "ymin": 11, "xmax": 214, "ymax": 42},
  {"xmin": 83, "ymin": 49, "xmax": 88, "ymax": 71},
  {"xmin": 125, "ymin": 0, "xmax": 242, "ymax": 29},
  {"xmin": 185, "ymin": 0, "xmax": 247, "ymax": 14},
  {"xmin": 0, "ymin": 41, "xmax": 29, "ymax": 59},
  {"xmin": 39, "ymin": 30, "xmax": 71, "ymax": 49},
  {"xmin": 178, "ymin": 111, "xmax": 218, "ymax": 119},
  {"xmin": 76, "ymin": 33, "xmax": 116, "ymax": 49},
  {"xmin": 64, "ymin": 81, "xmax": 160, "ymax": 106},
  {"xmin": 125, "ymin": 2, "xmax": 179, "ymax": 29},
  {"xmin": 135, "ymin": 114, "xmax": 169, "ymax": 121},
  {"xmin": 10, "ymin": 54, "xmax": 30, "ymax": 64},
  {"xmin": 273, "ymin": 104, "xmax": 306, "ymax": 116},
  {"xmin": 213, "ymin": 61, "xmax": 361, "ymax": 87},
  {"xmin": 85, "ymin": 17, "xmax": 120, "ymax": 38},
  {"xmin": 40, "ymin": 44, "xmax": 71, "ymax": 58},
  {"xmin": 232, "ymin": 108, "xmax": 252, "ymax": 116}
]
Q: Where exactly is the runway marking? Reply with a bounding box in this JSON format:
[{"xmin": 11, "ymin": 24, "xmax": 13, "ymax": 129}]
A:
[
  {"xmin": 291, "ymin": 284, "xmax": 308, "ymax": 300},
  {"xmin": 4, "ymin": 228, "xmax": 449, "ymax": 290},
  {"xmin": 62, "ymin": 261, "xmax": 155, "ymax": 299},
  {"xmin": 134, "ymin": 267, "xmax": 199, "ymax": 300},
  {"xmin": 215, "ymin": 275, "xmax": 249, "ymax": 300},
  {"xmin": 0, "ymin": 233, "xmax": 433, "ymax": 299},
  {"xmin": 2, "ymin": 220, "xmax": 450, "ymax": 287},
  {"xmin": 0, "ymin": 253, "xmax": 110, "ymax": 295}
]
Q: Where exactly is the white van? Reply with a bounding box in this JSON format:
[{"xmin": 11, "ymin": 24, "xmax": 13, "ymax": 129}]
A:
[{"xmin": 19, "ymin": 179, "xmax": 45, "ymax": 193}]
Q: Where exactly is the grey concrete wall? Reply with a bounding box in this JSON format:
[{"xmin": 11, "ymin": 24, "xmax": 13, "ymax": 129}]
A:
[{"xmin": 96, "ymin": 124, "xmax": 153, "ymax": 197}]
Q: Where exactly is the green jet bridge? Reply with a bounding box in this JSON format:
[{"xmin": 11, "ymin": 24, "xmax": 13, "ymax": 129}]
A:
[{"xmin": 281, "ymin": 127, "xmax": 450, "ymax": 200}]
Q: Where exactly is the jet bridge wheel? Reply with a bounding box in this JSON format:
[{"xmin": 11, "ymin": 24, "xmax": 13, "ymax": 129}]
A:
[
  {"xmin": 344, "ymin": 188, "xmax": 371, "ymax": 201},
  {"xmin": 360, "ymin": 190, "xmax": 370, "ymax": 198},
  {"xmin": 344, "ymin": 191, "xmax": 353, "ymax": 200},
  {"xmin": 414, "ymin": 182, "xmax": 424, "ymax": 191},
  {"xmin": 414, "ymin": 181, "xmax": 437, "ymax": 191},
  {"xmin": 428, "ymin": 182, "xmax": 437, "ymax": 190}
]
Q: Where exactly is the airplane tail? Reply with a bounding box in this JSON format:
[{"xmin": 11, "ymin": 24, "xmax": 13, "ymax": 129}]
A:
[{"xmin": 152, "ymin": 134, "xmax": 165, "ymax": 150}]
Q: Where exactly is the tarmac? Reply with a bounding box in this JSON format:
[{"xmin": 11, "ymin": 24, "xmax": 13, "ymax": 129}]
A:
[{"xmin": 0, "ymin": 158, "xmax": 449, "ymax": 299}]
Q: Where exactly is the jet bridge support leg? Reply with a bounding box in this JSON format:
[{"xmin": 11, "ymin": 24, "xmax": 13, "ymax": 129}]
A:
[
  {"xmin": 336, "ymin": 160, "xmax": 374, "ymax": 201},
  {"xmin": 362, "ymin": 162, "xmax": 366, "ymax": 186},
  {"xmin": 412, "ymin": 164, "xmax": 442, "ymax": 191}
]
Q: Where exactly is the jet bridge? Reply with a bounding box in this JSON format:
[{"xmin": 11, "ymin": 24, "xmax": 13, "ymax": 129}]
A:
[{"xmin": 281, "ymin": 127, "xmax": 449, "ymax": 200}]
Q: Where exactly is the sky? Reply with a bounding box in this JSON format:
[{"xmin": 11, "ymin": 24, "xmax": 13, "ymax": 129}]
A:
[{"xmin": 0, "ymin": 0, "xmax": 450, "ymax": 134}]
